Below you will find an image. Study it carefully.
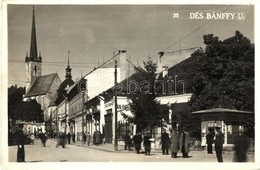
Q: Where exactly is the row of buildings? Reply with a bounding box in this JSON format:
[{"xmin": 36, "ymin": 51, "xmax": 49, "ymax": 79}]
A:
[{"xmin": 20, "ymin": 7, "xmax": 253, "ymax": 149}]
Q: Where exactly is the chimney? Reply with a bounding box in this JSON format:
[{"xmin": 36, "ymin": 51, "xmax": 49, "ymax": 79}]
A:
[
  {"xmin": 157, "ymin": 51, "xmax": 164, "ymax": 74},
  {"xmin": 162, "ymin": 66, "xmax": 168, "ymax": 78},
  {"xmin": 119, "ymin": 50, "xmax": 127, "ymax": 82}
]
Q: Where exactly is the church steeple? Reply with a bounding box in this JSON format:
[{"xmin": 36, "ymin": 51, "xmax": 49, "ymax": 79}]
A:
[
  {"xmin": 65, "ymin": 51, "xmax": 72, "ymax": 79},
  {"xmin": 30, "ymin": 6, "xmax": 38, "ymax": 59},
  {"xmin": 25, "ymin": 6, "xmax": 42, "ymax": 92},
  {"xmin": 26, "ymin": 6, "xmax": 41, "ymax": 62}
]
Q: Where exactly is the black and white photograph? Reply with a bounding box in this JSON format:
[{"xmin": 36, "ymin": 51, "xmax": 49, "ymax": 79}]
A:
[{"xmin": 1, "ymin": 1, "xmax": 259, "ymax": 170}]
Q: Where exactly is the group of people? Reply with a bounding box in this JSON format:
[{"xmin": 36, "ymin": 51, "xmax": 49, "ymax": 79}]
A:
[
  {"xmin": 124, "ymin": 130, "xmax": 153, "ymax": 155},
  {"xmin": 161, "ymin": 127, "xmax": 191, "ymax": 158},
  {"xmin": 83, "ymin": 131, "xmax": 104, "ymax": 146},
  {"xmin": 206, "ymin": 127, "xmax": 250, "ymax": 162},
  {"xmin": 124, "ymin": 128, "xmax": 191, "ymax": 158}
]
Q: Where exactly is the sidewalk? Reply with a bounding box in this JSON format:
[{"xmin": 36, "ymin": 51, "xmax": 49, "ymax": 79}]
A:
[
  {"xmin": 49, "ymin": 139, "xmax": 255, "ymax": 162},
  {"xmin": 71, "ymin": 140, "xmax": 153, "ymax": 153}
]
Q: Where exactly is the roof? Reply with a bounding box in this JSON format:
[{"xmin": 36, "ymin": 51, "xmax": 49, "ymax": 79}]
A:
[
  {"xmin": 156, "ymin": 48, "xmax": 203, "ymax": 96},
  {"xmin": 191, "ymin": 108, "xmax": 254, "ymax": 122},
  {"xmin": 53, "ymin": 78, "xmax": 75, "ymax": 105},
  {"xmin": 24, "ymin": 73, "xmax": 59, "ymax": 98},
  {"xmin": 191, "ymin": 108, "xmax": 253, "ymax": 115}
]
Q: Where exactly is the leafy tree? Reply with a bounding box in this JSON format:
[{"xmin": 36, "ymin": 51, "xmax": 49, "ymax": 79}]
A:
[
  {"xmin": 189, "ymin": 31, "xmax": 254, "ymax": 112},
  {"xmin": 129, "ymin": 60, "xmax": 164, "ymax": 133},
  {"xmin": 8, "ymin": 86, "xmax": 44, "ymax": 128}
]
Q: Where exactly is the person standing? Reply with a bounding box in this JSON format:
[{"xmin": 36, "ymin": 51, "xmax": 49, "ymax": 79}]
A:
[
  {"xmin": 161, "ymin": 129, "xmax": 170, "ymax": 155},
  {"xmin": 180, "ymin": 127, "xmax": 190, "ymax": 158},
  {"xmin": 143, "ymin": 131, "xmax": 152, "ymax": 155},
  {"xmin": 206, "ymin": 129, "xmax": 214, "ymax": 154},
  {"xmin": 95, "ymin": 131, "xmax": 101, "ymax": 146},
  {"xmin": 133, "ymin": 132, "xmax": 142, "ymax": 154},
  {"xmin": 87, "ymin": 132, "xmax": 91, "ymax": 146},
  {"xmin": 67, "ymin": 133, "xmax": 71, "ymax": 144},
  {"xmin": 170, "ymin": 128, "xmax": 179, "ymax": 158},
  {"xmin": 124, "ymin": 130, "xmax": 131, "ymax": 150},
  {"xmin": 233, "ymin": 129, "xmax": 250, "ymax": 162},
  {"xmin": 83, "ymin": 132, "xmax": 86, "ymax": 144},
  {"xmin": 214, "ymin": 127, "xmax": 224, "ymax": 162},
  {"xmin": 16, "ymin": 125, "xmax": 25, "ymax": 162}
]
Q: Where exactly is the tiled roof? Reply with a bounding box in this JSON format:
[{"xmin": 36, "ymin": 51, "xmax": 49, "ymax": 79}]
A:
[{"xmin": 24, "ymin": 73, "xmax": 58, "ymax": 98}]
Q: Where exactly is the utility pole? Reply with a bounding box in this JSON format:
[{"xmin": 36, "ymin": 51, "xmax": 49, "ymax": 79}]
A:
[
  {"xmin": 114, "ymin": 58, "xmax": 118, "ymax": 151},
  {"xmin": 56, "ymin": 108, "xmax": 58, "ymax": 138},
  {"xmin": 64, "ymin": 97, "xmax": 67, "ymax": 135},
  {"xmin": 82, "ymin": 90, "xmax": 85, "ymax": 143}
]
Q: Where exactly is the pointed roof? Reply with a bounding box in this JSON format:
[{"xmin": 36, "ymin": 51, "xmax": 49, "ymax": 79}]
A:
[
  {"xmin": 65, "ymin": 51, "xmax": 72, "ymax": 79},
  {"xmin": 30, "ymin": 6, "xmax": 37, "ymax": 59},
  {"xmin": 24, "ymin": 73, "xmax": 59, "ymax": 98},
  {"xmin": 26, "ymin": 6, "xmax": 41, "ymax": 63}
]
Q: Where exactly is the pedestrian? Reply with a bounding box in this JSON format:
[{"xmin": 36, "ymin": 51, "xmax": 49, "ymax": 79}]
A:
[
  {"xmin": 30, "ymin": 133, "xmax": 35, "ymax": 145},
  {"xmin": 93, "ymin": 131, "xmax": 96, "ymax": 145},
  {"xmin": 206, "ymin": 128, "xmax": 214, "ymax": 154},
  {"xmin": 16, "ymin": 125, "xmax": 25, "ymax": 162},
  {"xmin": 83, "ymin": 132, "xmax": 86, "ymax": 144},
  {"xmin": 39, "ymin": 132, "xmax": 47, "ymax": 147},
  {"xmin": 67, "ymin": 133, "xmax": 71, "ymax": 144},
  {"xmin": 95, "ymin": 131, "xmax": 101, "ymax": 146},
  {"xmin": 133, "ymin": 132, "xmax": 142, "ymax": 154},
  {"xmin": 170, "ymin": 128, "xmax": 179, "ymax": 158},
  {"xmin": 98, "ymin": 131, "xmax": 103, "ymax": 145},
  {"xmin": 233, "ymin": 129, "xmax": 250, "ymax": 162},
  {"xmin": 143, "ymin": 131, "xmax": 152, "ymax": 155},
  {"xmin": 87, "ymin": 132, "xmax": 91, "ymax": 146},
  {"xmin": 161, "ymin": 129, "xmax": 170, "ymax": 155},
  {"xmin": 56, "ymin": 132, "xmax": 66, "ymax": 148},
  {"xmin": 180, "ymin": 127, "xmax": 190, "ymax": 158},
  {"xmin": 214, "ymin": 127, "xmax": 224, "ymax": 162},
  {"xmin": 124, "ymin": 130, "xmax": 131, "ymax": 150}
]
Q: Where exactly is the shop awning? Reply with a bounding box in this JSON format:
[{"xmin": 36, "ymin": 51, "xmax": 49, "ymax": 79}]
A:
[{"xmin": 191, "ymin": 108, "xmax": 254, "ymax": 122}]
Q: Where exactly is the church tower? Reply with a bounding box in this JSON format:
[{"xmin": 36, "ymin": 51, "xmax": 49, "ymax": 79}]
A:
[
  {"xmin": 25, "ymin": 6, "xmax": 42, "ymax": 92},
  {"xmin": 65, "ymin": 51, "xmax": 72, "ymax": 80}
]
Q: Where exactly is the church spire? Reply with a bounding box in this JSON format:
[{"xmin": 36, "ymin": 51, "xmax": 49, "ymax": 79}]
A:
[
  {"xmin": 26, "ymin": 6, "xmax": 41, "ymax": 63},
  {"xmin": 65, "ymin": 51, "xmax": 72, "ymax": 79},
  {"xmin": 29, "ymin": 6, "xmax": 38, "ymax": 59}
]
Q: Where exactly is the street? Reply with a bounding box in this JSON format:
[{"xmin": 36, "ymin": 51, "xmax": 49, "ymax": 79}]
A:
[{"xmin": 8, "ymin": 139, "xmax": 254, "ymax": 162}]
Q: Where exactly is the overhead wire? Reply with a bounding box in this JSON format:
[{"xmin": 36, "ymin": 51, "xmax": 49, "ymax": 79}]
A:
[{"xmin": 150, "ymin": 5, "xmax": 233, "ymax": 59}]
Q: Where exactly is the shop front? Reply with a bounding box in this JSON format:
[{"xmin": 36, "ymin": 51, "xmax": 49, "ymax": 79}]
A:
[{"xmin": 191, "ymin": 108, "xmax": 254, "ymax": 147}]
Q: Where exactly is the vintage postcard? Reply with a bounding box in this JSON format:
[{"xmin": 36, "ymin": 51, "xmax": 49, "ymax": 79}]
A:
[{"xmin": 1, "ymin": 0, "xmax": 259, "ymax": 170}]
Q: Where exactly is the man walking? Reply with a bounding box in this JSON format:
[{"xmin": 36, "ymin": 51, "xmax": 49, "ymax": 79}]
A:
[
  {"xmin": 214, "ymin": 127, "xmax": 224, "ymax": 162},
  {"xmin": 133, "ymin": 132, "xmax": 142, "ymax": 154}
]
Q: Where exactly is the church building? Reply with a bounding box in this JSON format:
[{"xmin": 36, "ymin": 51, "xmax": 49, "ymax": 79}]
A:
[{"xmin": 23, "ymin": 7, "xmax": 61, "ymax": 123}]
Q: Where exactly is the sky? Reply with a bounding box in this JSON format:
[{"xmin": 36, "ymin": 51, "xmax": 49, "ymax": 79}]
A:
[{"xmin": 7, "ymin": 4, "xmax": 254, "ymax": 87}]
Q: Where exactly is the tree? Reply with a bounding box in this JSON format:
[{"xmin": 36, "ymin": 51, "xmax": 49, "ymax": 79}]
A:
[
  {"xmin": 189, "ymin": 31, "xmax": 254, "ymax": 112},
  {"xmin": 128, "ymin": 60, "xmax": 163, "ymax": 133},
  {"xmin": 8, "ymin": 86, "xmax": 44, "ymax": 128}
]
